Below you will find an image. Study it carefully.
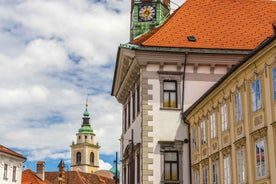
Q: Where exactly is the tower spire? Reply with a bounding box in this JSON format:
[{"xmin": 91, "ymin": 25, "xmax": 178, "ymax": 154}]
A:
[{"xmin": 79, "ymin": 99, "xmax": 93, "ymax": 133}]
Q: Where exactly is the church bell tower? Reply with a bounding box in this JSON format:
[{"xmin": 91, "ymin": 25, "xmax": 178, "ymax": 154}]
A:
[
  {"xmin": 130, "ymin": 0, "xmax": 170, "ymax": 40},
  {"xmin": 70, "ymin": 101, "xmax": 100, "ymax": 173}
]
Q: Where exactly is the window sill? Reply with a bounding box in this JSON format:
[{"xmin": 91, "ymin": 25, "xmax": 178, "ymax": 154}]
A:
[{"xmin": 160, "ymin": 107, "xmax": 181, "ymax": 111}]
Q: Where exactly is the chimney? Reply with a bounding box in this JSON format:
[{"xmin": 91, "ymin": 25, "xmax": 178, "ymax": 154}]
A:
[{"xmin": 36, "ymin": 161, "xmax": 45, "ymax": 181}]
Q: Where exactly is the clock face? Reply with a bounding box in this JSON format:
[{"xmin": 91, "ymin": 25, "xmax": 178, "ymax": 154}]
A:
[{"xmin": 138, "ymin": 5, "xmax": 156, "ymax": 22}]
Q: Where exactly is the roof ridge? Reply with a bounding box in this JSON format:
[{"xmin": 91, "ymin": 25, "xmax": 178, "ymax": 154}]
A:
[{"xmin": 76, "ymin": 171, "xmax": 86, "ymax": 184}]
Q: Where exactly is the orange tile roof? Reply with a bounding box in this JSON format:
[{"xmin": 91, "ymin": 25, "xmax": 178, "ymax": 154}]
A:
[
  {"xmin": 45, "ymin": 171, "xmax": 116, "ymax": 184},
  {"xmin": 0, "ymin": 144, "xmax": 26, "ymax": 160},
  {"xmin": 131, "ymin": 0, "xmax": 276, "ymax": 50},
  {"xmin": 22, "ymin": 169, "xmax": 52, "ymax": 184}
]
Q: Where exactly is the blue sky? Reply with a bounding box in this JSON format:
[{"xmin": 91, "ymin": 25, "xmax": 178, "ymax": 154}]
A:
[{"xmin": 0, "ymin": 0, "xmax": 183, "ymax": 171}]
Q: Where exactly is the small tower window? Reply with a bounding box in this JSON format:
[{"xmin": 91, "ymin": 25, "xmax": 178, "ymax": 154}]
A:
[
  {"xmin": 76, "ymin": 152, "xmax": 81, "ymax": 165},
  {"xmin": 90, "ymin": 152, "xmax": 95, "ymax": 165},
  {"xmin": 79, "ymin": 136, "xmax": 81, "ymax": 140},
  {"xmin": 85, "ymin": 135, "xmax": 87, "ymax": 139}
]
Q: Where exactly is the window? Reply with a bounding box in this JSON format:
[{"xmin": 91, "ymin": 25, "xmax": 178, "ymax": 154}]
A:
[
  {"xmin": 251, "ymin": 79, "xmax": 262, "ymax": 112},
  {"xmin": 202, "ymin": 165, "xmax": 208, "ymax": 184},
  {"xmin": 127, "ymin": 101, "xmax": 131, "ymax": 127},
  {"xmin": 193, "ymin": 170, "xmax": 199, "ymax": 184},
  {"xmin": 221, "ymin": 102, "xmax": 228, "ymax": 131},
  {"xmin": 255, "ymin": 140, "xmax": 267, "ymax": 178},
  {"xmin": 273, "ymin": 68, "xmax": 276, "ymax": 100},
  {"xmin": 136, "ymin": 153, "xmax": 140, "ymax": 183},
  {"xmin": 3, "ymin": 163, "xmax": 8, "ymax": 180},
  {"xmin": 234, "ymin": 91, "xmax": 242, "ymax": 122},
  {"xmin": 201, "ymin": 120, "xmax": 206, "ymax": 145},
  {"xmin": 212, "ymin": 161, "xmax": 219, "ymax": 184},
  {"xmin": 163, "ymin": 81, "xmax": 177, "ymax": 108},
  {"xmin": 76, "ymin": 152, "xmax": 81, "ymax": 165},
  {"xmin": 223, "ymin": 156, "xmax": 231, "ymax": 184},
  {"xmin": 90, "ymin": 152, "xmax": 95, "ymax": 165},
  {"xmin": 164, "ymin": 152, "xmax": 179, "ymax": 182},
  {"xmin": 124, "ymin": 107, "xmax": 127, "ymax": 132},
  {"xmin": 136, "ymin": 84, "xmax": 140, "ymax": 114},
  {"xmin": 192, "ymin": 126, "xmax": 198, "ymax": 150},
  {"xmin": 237, "ymin": 146, "xmax": 246, "ymax": 184},
  {"xmin": 132, "ymin": 92, "xmax": 135, "ymax": 120},
  {"xmin": 210, "ymin": 111, "xmax": 216, "ymax": 138},
  {"xmin": 12, "ymin": 166, "xmax": 16, "ymax": 181}
]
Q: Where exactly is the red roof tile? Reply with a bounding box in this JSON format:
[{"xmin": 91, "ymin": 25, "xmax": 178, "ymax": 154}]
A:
[
  {"xmin": 131, "ymin": 0, "xmax": 276, "ymax": 50},
  {"xmin": 45, "ymin": 171, "xmax": 116, "ymax": 184},
  {"xmin": 0, "ymin": 144, "xmax": 26, "ymax": 160},
  {"xmin": 22, "ymin": 169, "xmax": 52, "ymax": 184}
]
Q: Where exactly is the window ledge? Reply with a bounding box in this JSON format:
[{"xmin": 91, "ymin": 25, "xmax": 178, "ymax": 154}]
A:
[{"xmin": 160, "ymin": 107, "xmax": 181, "ymax": 111}]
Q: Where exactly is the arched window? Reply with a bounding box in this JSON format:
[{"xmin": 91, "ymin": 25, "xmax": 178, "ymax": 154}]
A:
[
  {"xmin": 90, "ymin": 152, "xmax": 95, "ymax": 165},
  {"xmin": 76, "ymin": 152, "xmax": 81, "ymax": 165}
]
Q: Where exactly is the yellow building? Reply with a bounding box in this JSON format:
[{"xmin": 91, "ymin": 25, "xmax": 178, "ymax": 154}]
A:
[
  {"xmin": 183, "ymin": 34, "xmax": 276, "ymax": 184},
  {"xmin": 71, "ymin": 102, "xmax": 100, "ymax": 173}
]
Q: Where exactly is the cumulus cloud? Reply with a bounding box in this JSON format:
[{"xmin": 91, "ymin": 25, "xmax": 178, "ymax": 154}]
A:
[{"xmin": 0, "ymin": 0, "xmax": 185, "ymax": 170}]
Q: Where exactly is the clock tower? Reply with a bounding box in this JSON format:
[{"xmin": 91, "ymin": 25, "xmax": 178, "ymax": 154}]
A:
[
  {"xmin": 70, "ymin": 101, "xmax": 100, "ymax": 173},
  {"xmin": 130, "ymin": 0, "xmax": 170, "ymax": 40}
]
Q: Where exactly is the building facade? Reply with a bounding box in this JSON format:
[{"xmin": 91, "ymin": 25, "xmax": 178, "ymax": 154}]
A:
[
  {"xmin": 183, "ymin": 35, "xmax": 276, "ymax": 184},
  {"xmin": 0, "ymin": 145, "xmax": 26, "ymax": 184},
  {"xmin": 71, "ymin": 102, "xmax": 100, "ymax": 173},
  {"xmin": 112, "ymin": 0, "xmax": 276, "ymax": 183}
]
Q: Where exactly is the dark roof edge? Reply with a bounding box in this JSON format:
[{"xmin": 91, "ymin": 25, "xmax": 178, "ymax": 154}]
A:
[
  {"xmin": 120, "ymin": 43, "xmax": 251, "ymax": 55},
  {"xmin": 0, "ymin": 145, "xmax": 27, "ymax": 161},
  {"xmin": 111, "ymin": 47, "xmax": 121, "ymax": 96},
  {"xmin": 182, "ymin": 34, "xmax": 276, "ymax": 119}
]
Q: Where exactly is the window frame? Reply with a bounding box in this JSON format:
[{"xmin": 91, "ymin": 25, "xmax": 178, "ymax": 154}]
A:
[
  {"xmin": 223, "ymin": 155, "xmax": 231, "ymax": 184},
  {"xmin": 192, "ymin": 126, "xmax": 198, "ymax": 150},
  {"xmin": 272, "ymin": 67, "xmax": 276, "ymax": 101},
  {"xmin": 201, "ymin": 119, "xmax": 207, "ymax": 145},
  {"xmin": 212, "ymin": 160, "xmax": 219, "ymax": 184},
  {"xmin": 193, "ymin": 170, "xmax": 199, "ymax": 184},
  {"xmin": 202, "ymin": 165, "xmax": 208, "ymax": 184},
  {"xmin": 163, "ymin": 80, "xmax": 177, "ymax": 108},
  {"xmin": 251, "ymin": 79, "xmax": 262, "ymax": 112},
  {"xmin": 234, "ymin": 91, "xmax": 243, "ymax": 123},
  {"xmin": 164, "ymin": 151, "xmax": 179, "ymax": 182},
  {"xmin": 210, "ymin": 111, "xmax": 217, "ymax": 138},
  {"xmin": 255, "ymin": 139, "xmax": 267, "ymax": 178},
  {"xmin": 221, "ymin": 102, "xmax": 228, "ymax": 131},
  {"xmin": 3, "ymin": 163, "xmax": 8, "ymax": 180},
  {"xmin": 12, "ymin": 166, "xmax": 16, "ymax": 182},
  {"xmin": 76, "ymin": 152, "xmax": 81, "ymax": 165},
  {"xmin": 237, "ymin": 146, "xmax": 246, "ymax": 184},
  {"xmin": 90, "ymin": 152, "xmax": 95, "ymax": 165}
]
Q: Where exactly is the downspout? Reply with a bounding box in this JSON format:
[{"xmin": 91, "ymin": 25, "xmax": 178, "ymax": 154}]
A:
[{"xmin": 181, "ymin": 52, "xmax": 192, "ymax": 184}]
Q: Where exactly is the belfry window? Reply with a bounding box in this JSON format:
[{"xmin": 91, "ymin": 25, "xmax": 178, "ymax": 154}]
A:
[
  {"xmin": 90, "ymin": 152, "xmax": 95, "ymax": 165},
  {"xmin": 76, "ymin": 152, "xmax": 81, "ymax": 165}
]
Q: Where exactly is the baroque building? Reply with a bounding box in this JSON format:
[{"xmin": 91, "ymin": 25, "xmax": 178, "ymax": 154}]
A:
[
  {"xmin": 183, "ymin": 34, "xmax": 276, "ymax": 184},
  {"xmin": 70, "ymin": 102, "xmax": 100, "ymax": 173},
  {"xmin": 111, "ymin": 0, "xmax": 276, "ymax": 183}
]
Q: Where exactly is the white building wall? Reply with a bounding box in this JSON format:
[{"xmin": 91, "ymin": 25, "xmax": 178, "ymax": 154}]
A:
[{"xmin": 0, "ymin": 154, "xmax": 24, "ymax": 184}]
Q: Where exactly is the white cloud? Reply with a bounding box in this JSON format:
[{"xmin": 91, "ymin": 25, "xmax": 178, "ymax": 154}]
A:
[
  {"xmin": 0, "ymin": 0, "xmax": 185, "ymax": 169},
  {"xmin": 99, "ymin": 159, "xmax": 112, "ymax": 170}
]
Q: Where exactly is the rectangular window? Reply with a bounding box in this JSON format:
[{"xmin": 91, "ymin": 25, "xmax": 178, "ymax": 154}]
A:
[
  {"xmin": 132, "ymin": 92, "xmax": 135, "ymax": 120},
  {"xmin": 221, "ymin": 103, "xmax": 228, "ymax": 131},
  {"xmin": 193, "ymin": 170, "xmax": 199, "ymax": 184},
  {"xmin": 237, "ymin": 146, "xmax": 246, "ymax": 184},
  {"xmin": 192, "ymin": 126, "xmax": 198, "ymax": 150},
  {"xmin": 203, "ymin": 165, "xmax": 208, "ymax": 184},
  {"xmin": 212, "ymin": 161, "xmax": 219, "ymax": 184},
  {"xmin": 164, "ymin": 152, "xmax": 179, "ymax": 181},
  {"xmin": 255, "ymin": 140, "xmax": 267, "ymax": 178},
  {"xmin": 12, "ymin": 166, "xmax": 16, "ymax": 181},
  {"xmin": 234, "ymin": 91, "xmax": 243, "ymax": 122},
  {"xmin": 124, "ymin": 107, "xmax": 127, "ymax": 132},
  {"xmin": 223, "ymin": 156, "xmax": 231, "ymax": 184},
  {"xmin": 127, "ymin": 101, "xmax": 130, "ymax": 127},
  {"xmin": 251, "ymin": 79, "xmax": 262, "ymax": 112},
  {"xmin": 163, "ymin": 81, "xmax": 177, "ymax": 108},
  {"xmin": 273, "ymin": 68, "xmax": 276, "ymax": 100},
  {"xmin": 201, "ymin": 120, "xmax": 206, "ymax": 145},
  {"xmin": 210, "ymin": 111, "xmax": 216, "ymax": 138},
  {"xmin": 3, "ymin": 163, "xmax": 8, "ymax": 180},
  {"xmin": 136, "ymin": 153, "xmax": 140, "ymax": 183},
  {"xmin": 136, "ymin": 85, "xmax": 140, "ymax": 113}
]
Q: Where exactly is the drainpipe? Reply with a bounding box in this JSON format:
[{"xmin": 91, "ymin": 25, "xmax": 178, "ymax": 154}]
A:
[{"xmin": 181, "ymin": 52, "xmax": 191, "ymax": 184}]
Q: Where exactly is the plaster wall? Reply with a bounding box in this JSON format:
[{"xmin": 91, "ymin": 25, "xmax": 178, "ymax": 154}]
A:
[{"xmin": 0, "ymin": 154, "xmax": 23, "ymax": 184}]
